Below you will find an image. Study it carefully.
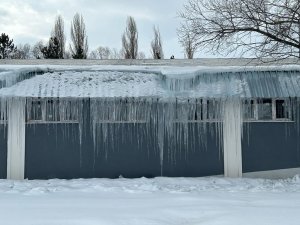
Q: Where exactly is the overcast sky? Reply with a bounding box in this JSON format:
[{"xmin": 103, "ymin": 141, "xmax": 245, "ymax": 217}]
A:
[{"xmin": 0, "ymin": 0, "xmax": 217, "ymax": 59}]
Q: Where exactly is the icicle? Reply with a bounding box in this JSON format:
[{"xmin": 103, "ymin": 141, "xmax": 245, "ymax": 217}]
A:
[
  {"xmin": 0, "ymin": 69, "xmax": 44, "ymax": 89},
  {"xmin": 157, "ymin": 110, "xmax": 164, "ymax": 176}
]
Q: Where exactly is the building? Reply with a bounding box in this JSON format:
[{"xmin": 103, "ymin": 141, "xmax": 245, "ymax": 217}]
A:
[{"xmin": 0, "ymin": 61, "xmax": 300, "ymax": 180}]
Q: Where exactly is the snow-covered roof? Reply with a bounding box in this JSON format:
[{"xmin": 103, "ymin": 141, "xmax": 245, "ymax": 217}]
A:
[{"xmin": 0, "ymin": 65, "xmax": 300, "ymax": 99}]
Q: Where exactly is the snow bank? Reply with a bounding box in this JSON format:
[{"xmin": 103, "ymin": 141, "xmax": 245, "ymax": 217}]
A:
[
  {"xmin": 1, "ymin": 176, "xmax": 300, "ymax": 194},
  {"xmin": 0, "ymin": 176, "xmax": 300, "ymax": 225}
]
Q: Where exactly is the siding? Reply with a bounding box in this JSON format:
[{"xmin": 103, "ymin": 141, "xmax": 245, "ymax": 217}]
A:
[
  {"xmin": 0, "ymin": 125, "xmax": 7, "ymax": 179},
  {"xmin": 242, "ymin": 122, "xmax": 300, "ymax": 172}
]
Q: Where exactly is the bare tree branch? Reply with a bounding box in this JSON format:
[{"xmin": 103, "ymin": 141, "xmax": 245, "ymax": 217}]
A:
[
  {"xmin": 178, "ymin": 22, "xmax": 199, "ymax": 59},
  {"xmin": 178, "ymin": 0, "xmax": 300, "ymax": 59}
]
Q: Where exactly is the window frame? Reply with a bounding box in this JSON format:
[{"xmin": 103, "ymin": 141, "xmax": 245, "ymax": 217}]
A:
[
  {"xmin": 243, "ymin": 98, "xmax": 293, "ymax": 123},
  {"xmin": 26, "ymin": 98, "xmax": 79, "ymax": 124}
]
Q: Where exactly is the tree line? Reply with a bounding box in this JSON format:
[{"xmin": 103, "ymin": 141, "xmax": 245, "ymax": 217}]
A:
[
  {"xmin": 3, "ymin": 0, "xmax": 295, "ymax": 60},
  {"xmin": 0, "ymin": 13, "xmax": 176, "ymax": 60}
]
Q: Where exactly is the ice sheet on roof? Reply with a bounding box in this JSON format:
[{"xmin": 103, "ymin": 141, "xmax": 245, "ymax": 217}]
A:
[
  {"xmin": 164, "ymin": 70, "xmax": 300, "ymax": 98},
  {"xmin": 0, "ymin": 70, "xmax": 166, "ymax": 98},
  {"xmin": 0, "ymin": 68, "xmax": 40, "ymax": 89},
  {"xmin": 0, "ymin": 66, "xmax": 300, "ymax": 98}
]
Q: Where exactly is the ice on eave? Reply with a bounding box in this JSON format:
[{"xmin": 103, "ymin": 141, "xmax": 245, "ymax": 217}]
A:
[{"xmin": 0, "ymin": 65, "xmax": 300, "ymax": 99}]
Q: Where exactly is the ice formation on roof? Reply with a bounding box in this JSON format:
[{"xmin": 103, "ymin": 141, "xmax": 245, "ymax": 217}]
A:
[
  {"xmin": 0, "ymin": 68, "xmax": 42, "ymax": 89},
  {"xmin": 0, "ymin": 65, "xmax": 300, "ymax": 98},
  {"xmin": 0, "ymin": 70, "xmax": 165, "ymax": 98}
]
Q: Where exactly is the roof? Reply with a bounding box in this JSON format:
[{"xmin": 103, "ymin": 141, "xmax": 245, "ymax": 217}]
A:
[{"xmin": 0, "ymin": 64, "xmax": 300, "ymax": 99}]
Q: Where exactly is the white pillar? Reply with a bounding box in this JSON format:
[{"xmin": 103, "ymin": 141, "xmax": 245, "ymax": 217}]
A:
[
  {"xmin": 7, "ymin": 98, "xmax": 26, "ymax": 180},
  {"xmin": 223, "ymin": 98, "xmax": 243, "ymax": 178}
]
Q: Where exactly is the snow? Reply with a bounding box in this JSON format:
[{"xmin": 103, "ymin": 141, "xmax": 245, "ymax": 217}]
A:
[
  {"xmin": 0, "ymin": 176, "xmax": 300, "ymax": 225},
  {"xmin": 0, "ymin": 70, "xmax": 165, "ymax": 98}
]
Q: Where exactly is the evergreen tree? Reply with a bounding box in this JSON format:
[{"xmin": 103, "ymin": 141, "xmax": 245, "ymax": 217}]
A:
[
  {"xmin": 41, "ymin": 37, "xmax": 60, "ymax": 59},
  {"xmin": 72, "ymin": 46, "xmax": 85, "ymax": 59},
  {"xmin": 0, "ymin": 33, "xmax": 16, "ymax": 59}
]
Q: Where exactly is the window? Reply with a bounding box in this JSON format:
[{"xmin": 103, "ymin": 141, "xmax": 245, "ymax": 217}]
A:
[
  {"xmin": 243, "ymin": 99, "xmax": 256, "ymax": 120},
  {"xmin": 174, "ymin": 99, "xmax": 221, "ymax": 122},
  {"xmin": 46, "ymin": 100, "xmax": 60, "ymax": 121},
  {"xmin": 0, "ymin": 103, "xmax": 7, "ymax": 123},
  {"xmin": 194, "ymin": 99, "xmax": 204, "ymax": 121},
  {"xmin": 275, "ymin": 99, "xmax": 289, "ymax": 119},
  {"xmin": 27, "ymin": 99, "xmax": 79, "ymax": 123},
  {"xmin": 243, "ymin": 98, "xmax": 292, "ymax": 122},
  {"xmin": 58, "ymin": 100, "xmax": 79, "ymax": 122},
  {"xmin": 94, "ymin": 98, "xmax": 148, "ymax": 123},
  {"xmin": 29, "ymin": 100, "xmax": 42, "ymax": 121},
  {"xmin": 207, "ymin": 100, "xmax": 219, "ymax": 120},
  {"xmin": 257, "ymin": 99, "xmax": 272, "ymax": 120}
]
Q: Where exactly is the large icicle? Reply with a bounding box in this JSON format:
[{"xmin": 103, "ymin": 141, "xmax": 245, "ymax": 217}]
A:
[
  {"xmin": 223, "ymin": 98, "xmax": 242, "ymax": 178},
  {"xmin": 7, "ymin": 97, "xmax": 26, "ymax": 180}
]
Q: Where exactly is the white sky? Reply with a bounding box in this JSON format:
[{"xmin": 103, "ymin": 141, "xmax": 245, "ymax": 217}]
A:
[{"xmin": 0, "ymin": 0, "xmax": 219, "ymax": 59}]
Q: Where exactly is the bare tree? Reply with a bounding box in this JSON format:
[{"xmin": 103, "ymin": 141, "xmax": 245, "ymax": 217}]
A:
[
  {"xmin": 178, "ymin": 23, "xmax": 198, "ymax": 59},
  {"xmin": 12, "ymin": 43, "xmax": 31, "ymax": 59},
  {"xmin": 64, "ymin": 50, "xmax": 72, "ymax": 59},
  {"xmin": 179, "ymin": 0, "xmax": 300, "ymax": 59},
  {"xmin": 89, "ymin": 46, "xmax": 111, "ymax": 59},
  {"xmin": 90, "ymin": 47, "xmax": 122, "ymax": 59},
  {"xmin": 138, "ymin": 51, "xmax": 146, "ymax": 59},
  {"xmin": 89, "ymin": 50, "xmax": 98, "ymax": 59},
  {"xmin": 52, "ymin": 15, "xmax": 65, "ymax": 59},
  {"xmin": 111, "ymin": 48, "xmax": 122, "ymax": 59},
  {"xmin": 122, "ymin": 16, "xmax": 138, "ymax": 59},
  {"xmin": 70, "ymin": 13, "xmax": 88, "ymax": 59},
  {"xmin": 32, "ymin": 41, "xmax": 44, "ymax": 59},
  {"xmin": 151, "ymin": 26, "xmax": 164, "ymax": 59},
  {"xmin": 97, "ymin": 46, "xmax": 111, "ymax": 59}
]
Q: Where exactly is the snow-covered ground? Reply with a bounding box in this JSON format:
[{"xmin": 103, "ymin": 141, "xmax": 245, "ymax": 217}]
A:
[{"xmin": 1, "ymin": 176, "xmax": 300, "ymax": 225}]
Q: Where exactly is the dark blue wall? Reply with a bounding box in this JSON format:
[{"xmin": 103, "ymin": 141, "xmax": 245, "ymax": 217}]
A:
[
  {"xmin": 19, "ymin": 103, "xmax": 300, "ymax": 179},
  {"xmin": 24, "ymin": 122, "xmax": 223, "ymax": 179},
  {"xmin": 25, "ymin": 123, "xmax": 82, "ymax": 179},
  {"xmin": 242, "ymin": 122, "xmax": 300, "ymax": 172},
  {"xmin": 163, "ymin": 124, "xmax": 223, "ymax": 177},
  {"xmin": 0, "ymin": 125, "xmax": 7, "ymax": 179}
]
